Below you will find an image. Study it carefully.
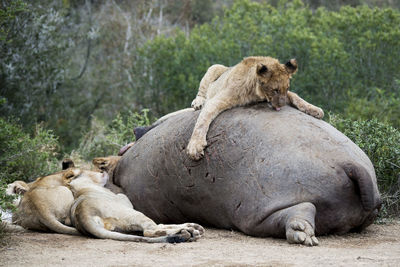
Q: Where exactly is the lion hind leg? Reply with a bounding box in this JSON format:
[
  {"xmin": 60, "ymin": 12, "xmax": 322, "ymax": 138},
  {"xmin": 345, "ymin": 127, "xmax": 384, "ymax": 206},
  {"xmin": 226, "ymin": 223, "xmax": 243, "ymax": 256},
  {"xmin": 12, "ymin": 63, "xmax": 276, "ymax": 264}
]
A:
[
  {"xmin": 192, "ymin": 64, "xmax": 229, "ymax": 110},
  {"xmin": 287, "ymin": 91, "xmax": 324, "ymax": 119}
]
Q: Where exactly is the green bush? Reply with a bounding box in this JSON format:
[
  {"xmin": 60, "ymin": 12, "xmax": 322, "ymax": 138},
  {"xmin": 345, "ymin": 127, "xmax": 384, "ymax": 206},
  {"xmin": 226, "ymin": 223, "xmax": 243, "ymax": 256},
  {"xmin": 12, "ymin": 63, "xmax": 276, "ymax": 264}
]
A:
[
  {"xmin": 0, "ymin": 118, "xmax": 60, "ymax": 184},
  {"xmin": 3, "ymin": 0, "xmax": 400, "ymax": 151},
  {"xmin": 0, "ymin": 0, "xmax": 98, "ymax": 153},
  {"xmin": 329, "ymin": 115, "xmax": 400, "ymax": 217},
  {"xmin": 130, "ymin": 0, "xmax": 400, "ymax": 123},
  {"xmin": 344, "ymin": 86, "xmax": 400, "ymax": 129},
  {"xmin": 74, "ymin": 109, "xmax": 153, "ymax": 161}
]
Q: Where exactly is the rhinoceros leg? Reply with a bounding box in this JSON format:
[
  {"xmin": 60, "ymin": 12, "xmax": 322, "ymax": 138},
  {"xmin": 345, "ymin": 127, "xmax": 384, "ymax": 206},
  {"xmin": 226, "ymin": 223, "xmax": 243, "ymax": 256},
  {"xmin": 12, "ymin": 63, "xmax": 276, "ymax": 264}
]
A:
[{"xmin": 263, "ymin": 202, "xmax": 319, "ymax": 246}]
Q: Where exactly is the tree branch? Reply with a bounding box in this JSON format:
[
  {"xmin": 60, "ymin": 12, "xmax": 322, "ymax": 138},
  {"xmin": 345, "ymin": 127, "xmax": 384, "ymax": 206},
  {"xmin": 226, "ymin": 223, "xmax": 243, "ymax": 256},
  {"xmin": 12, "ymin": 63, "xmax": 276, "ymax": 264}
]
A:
[{"xmin": 72, "ymin": 0, "xmax": 92, "ymax": 80}]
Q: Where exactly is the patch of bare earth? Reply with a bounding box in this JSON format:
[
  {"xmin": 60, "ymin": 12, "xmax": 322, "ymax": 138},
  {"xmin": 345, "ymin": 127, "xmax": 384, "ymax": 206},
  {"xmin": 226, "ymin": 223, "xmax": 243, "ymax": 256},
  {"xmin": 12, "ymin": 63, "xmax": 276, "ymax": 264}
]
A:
[{"xmin": 1, "ymin": 222, "xmax": 399, "ymax": 267}]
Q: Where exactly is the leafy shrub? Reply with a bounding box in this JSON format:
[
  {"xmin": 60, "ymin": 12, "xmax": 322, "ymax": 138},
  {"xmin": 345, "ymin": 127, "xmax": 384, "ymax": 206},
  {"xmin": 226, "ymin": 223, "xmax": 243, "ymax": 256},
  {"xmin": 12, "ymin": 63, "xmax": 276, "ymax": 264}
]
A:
[
  {"xmin": 130, "ymin": 0, "xmax": 400, "ymax": 123},
  {"xmin": 329, "ymin": 115, "xmax": 400, "ymax": 217},
  {"xmin": 1, "ymin": 2, "xmax": 70, "ymax": 126},
  {"xmin": 3, "ymin": 0, "xmax": 400, "ymax": 152},
  {"xmin": 0, "ymin": 0, "xmax": 97, "ymax": 153},
  {"xmin": 74, "ymin": 109, "xmax": 152, "ymax": 161},
  {"xmin": 343, "ymin": 86, "xmax": 400, "ymax": 129},
  {"xmin": 0, "ymin": 118, "xmax": 60, "ymax": 184}
]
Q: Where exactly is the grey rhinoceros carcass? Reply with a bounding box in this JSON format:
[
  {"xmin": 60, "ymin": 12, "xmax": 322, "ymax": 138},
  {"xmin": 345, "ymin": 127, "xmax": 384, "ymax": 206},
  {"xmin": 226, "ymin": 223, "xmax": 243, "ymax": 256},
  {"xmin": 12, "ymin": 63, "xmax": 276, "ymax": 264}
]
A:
[{"xmin": 113, "ymin": 104, "xmax": 381, "ymax": 246}]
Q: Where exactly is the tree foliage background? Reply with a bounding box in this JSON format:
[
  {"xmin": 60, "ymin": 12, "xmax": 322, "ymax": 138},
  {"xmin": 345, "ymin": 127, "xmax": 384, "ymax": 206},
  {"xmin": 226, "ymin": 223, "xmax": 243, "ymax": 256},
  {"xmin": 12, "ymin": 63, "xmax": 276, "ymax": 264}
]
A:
[{"xmin": 0, "ymin": 0, "xmax": 399, "ymax": 218}]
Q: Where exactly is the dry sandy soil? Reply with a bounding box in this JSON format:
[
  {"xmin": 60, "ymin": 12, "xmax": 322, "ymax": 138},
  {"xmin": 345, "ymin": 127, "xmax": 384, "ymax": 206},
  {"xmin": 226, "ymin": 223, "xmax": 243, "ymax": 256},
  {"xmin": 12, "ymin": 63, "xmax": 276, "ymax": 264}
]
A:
[{"xmin": 1, "ymin": 222, "xmax": 400, "ymax": 267}]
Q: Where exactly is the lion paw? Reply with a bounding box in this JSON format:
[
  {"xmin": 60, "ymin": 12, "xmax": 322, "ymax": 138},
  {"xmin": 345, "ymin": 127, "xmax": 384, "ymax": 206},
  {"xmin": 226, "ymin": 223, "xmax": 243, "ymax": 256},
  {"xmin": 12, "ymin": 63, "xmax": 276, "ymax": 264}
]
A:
[
  {"xmin": 6, "ymin": 181, "xmax": 29, "ymax": 195},
  {"xmin": 181, "ymin": 223, "xmax": 205, "ymax": 241},
  {"xmin": 191, "ymin": 96, "xmax": 206, "ymax": 110},
  {"xmin": 286, "ymin": 219, "xmax": 319, "ymax": 246},
  {"xmin": 165, "ymin": 223, "xmax": 205, "ymax": 243},
  {"xmin": 306, "ymin": 106, "xmax": 324, "ymax": 119},
  {"xmin": 186, "ymin": 138, "xmax": 207, "ymax": 160}
]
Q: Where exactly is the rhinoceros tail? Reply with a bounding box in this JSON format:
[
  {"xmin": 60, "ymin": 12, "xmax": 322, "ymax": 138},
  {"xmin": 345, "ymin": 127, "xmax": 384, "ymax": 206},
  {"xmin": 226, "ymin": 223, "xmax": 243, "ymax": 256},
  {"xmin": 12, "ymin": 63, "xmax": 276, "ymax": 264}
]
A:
[{"xmin": 341, "ymin": 163, "xmax": 381, "ymax": 212}]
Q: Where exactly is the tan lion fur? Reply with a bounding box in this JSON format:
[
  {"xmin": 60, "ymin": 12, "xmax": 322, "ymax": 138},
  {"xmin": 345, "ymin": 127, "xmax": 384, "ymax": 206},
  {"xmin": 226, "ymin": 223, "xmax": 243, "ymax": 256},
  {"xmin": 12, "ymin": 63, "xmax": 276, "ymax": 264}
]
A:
[
  {"xmin": 65, "ymin": 168, "xmax": 204, "ymax": 243},
  {"xmin": 92, "ymin": 156, "xmax": 124, "ymax": 194},
  {"xmin": 9, "ymin": 170, "xmax": 80, "ymax": 235},
  {"xmin": 187, "ymin": 56, "xmax": 324, "ymax": 160}
]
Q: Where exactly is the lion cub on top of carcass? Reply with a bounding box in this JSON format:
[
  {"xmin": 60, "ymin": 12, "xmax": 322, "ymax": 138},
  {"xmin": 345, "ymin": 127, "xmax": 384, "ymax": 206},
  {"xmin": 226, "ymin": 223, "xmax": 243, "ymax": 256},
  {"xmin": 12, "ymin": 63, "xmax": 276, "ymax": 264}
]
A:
[
  {"xmin": 187, "ymin": 56, "xmax": 324, "ymax": 160},
  {"xmin": 64, "ymin": 167, "xmax": 204, "ymax": 243}
]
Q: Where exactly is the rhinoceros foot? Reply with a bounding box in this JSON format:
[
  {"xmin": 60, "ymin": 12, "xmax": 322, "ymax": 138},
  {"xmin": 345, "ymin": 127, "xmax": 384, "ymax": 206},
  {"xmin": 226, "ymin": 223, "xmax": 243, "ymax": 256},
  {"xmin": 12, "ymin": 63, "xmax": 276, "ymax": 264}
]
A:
[
  {"xmin": 258, "ymin": 202, "xmax": 318, "ymax": 246},
  {"xmin": 287, "ymin": 219, "xmax": 318, "ymax": 246},
  {"xmin": 285, "ymin": 203, "xmax": 319, "ymax": 246}
]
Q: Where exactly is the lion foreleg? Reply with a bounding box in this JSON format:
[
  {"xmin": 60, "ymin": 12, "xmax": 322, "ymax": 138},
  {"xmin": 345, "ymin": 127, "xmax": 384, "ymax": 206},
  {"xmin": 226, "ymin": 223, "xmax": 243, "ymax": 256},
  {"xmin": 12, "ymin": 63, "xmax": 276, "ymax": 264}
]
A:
[
  {"xmin": 287, "ymin": 91, "xmax": 324, "ymax": 119},
  {"xmin": 187, "ymin": 97, "xmax": 232, "ymax": 160},
  {"xmin": 191, "ymin": 64, "xmax": 229, "ymax": 110}
]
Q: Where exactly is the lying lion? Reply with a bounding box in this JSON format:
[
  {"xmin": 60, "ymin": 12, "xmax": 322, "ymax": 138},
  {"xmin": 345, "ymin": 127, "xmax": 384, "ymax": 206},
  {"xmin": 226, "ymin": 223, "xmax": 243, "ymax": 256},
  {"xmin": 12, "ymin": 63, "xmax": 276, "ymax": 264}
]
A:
[
  {"xmin": 6, "ymin": 158, "xmax": 204, "ymax": 243},
  {"xmin": 3, "ymin": 158, "xmax": 78, "ymax": 234},
  {"xmin": 7, "ymin": 170, "xmax": 79, "ymax": 235},
  {"xmin": 187, "ymin": 56, "xmax": 324, "ymax": 160},
  {"xmin": 64, "ymin": 167, "xmax": 204, "ymax": 243}
]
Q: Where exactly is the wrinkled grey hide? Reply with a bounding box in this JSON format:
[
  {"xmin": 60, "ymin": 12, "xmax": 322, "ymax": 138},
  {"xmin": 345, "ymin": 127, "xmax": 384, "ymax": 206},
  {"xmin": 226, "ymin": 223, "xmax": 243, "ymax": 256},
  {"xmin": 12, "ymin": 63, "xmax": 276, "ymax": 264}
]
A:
[{"xmin": 114, "ymin": 104, "xmax": 381, "ymax": 239}]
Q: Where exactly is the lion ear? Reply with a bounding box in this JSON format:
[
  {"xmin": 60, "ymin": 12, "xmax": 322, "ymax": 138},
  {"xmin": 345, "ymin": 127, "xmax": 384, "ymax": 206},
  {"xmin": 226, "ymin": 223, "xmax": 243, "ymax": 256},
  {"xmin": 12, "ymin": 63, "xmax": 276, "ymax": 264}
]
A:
[
  {"xmin": 62, "ymin": 158, "xmax": 75, "ymax": 170},
  {"xmin": 285, "ymin": 59, "xmax": 298, "ymax": 74},
  {"xmin": 63, "ymin": 169, "xmax": 78, "ymax": 185},
  {"xmin": 256, "ymin": 63, "xmax": 268, "ymax": 76}
]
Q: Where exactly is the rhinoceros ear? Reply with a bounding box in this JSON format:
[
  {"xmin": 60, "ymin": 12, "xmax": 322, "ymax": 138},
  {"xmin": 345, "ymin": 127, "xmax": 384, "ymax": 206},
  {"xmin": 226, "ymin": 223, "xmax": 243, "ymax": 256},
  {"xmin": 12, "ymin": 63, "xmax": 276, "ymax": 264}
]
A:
[{"xmin": 285, "ymin": 59, "xmax": 298, "ymax": 75}]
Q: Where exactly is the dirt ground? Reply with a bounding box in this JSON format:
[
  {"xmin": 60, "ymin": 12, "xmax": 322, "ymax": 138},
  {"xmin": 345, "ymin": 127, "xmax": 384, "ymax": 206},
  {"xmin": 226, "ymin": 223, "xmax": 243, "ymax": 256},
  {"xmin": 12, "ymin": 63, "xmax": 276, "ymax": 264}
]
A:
[{"xmin": 1, "ymin": 222, "xmax": 399, "ymax": 267}]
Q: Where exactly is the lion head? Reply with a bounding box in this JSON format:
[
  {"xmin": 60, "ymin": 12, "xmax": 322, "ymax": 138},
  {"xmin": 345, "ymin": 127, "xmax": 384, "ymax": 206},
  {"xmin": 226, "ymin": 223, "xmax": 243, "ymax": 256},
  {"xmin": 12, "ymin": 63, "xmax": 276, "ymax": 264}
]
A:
[{"xmin": 254, "ymin": 57, "xmax": 298, "ymax": 110}]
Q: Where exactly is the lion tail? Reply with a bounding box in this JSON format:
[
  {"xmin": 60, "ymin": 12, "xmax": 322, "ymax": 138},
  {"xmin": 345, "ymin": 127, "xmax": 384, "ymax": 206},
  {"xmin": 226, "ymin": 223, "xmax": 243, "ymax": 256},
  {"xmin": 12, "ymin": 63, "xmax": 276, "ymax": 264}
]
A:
[{"xmin": 80, "ymin": 217, "xmax": 186, "ymax": 243}]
